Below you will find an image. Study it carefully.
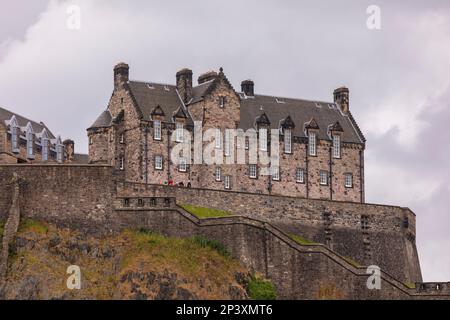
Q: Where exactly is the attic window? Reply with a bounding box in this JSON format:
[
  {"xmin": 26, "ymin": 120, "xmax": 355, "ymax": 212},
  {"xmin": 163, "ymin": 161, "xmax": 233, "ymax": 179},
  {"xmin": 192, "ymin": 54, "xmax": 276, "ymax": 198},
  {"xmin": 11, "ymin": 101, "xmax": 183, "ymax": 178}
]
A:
[
  {"xmin": 275, "ymin": 97, "xmax": 285, "ymax": 104},
  {"xmin": 164, "ymin": 85, "xmax": 170, "ymax": 91},
  {"xmin": 147, "ymin": 83, "xmax": 155, "ymax": 89}
]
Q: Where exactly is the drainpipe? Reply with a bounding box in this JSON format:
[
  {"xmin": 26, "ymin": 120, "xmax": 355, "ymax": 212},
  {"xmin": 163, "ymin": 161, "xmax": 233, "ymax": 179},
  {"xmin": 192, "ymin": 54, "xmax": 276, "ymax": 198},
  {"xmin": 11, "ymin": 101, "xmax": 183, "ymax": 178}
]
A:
[
  {"xmin": 167, "ymin": 126, "xmax": 172, "ymax": 182},
  {"xmin": 144, "ymin": 125, "xmax": 148, "ymax": 184},
  {"xmin": 305, "ymin": 141, "xmax": 309, "ymax": 199},
  {"xmin": 329, "ymin": 145, "xmax": 333, "ymax": 200}
]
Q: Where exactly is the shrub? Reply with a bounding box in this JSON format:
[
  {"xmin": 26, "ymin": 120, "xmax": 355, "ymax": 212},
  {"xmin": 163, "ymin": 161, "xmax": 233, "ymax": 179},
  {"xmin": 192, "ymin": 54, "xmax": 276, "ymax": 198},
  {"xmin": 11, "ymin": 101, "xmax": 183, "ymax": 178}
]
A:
[
  {"xmin": 248, "ymin": 276, "xmax": 277, "ymax": 300},
  {"xmin": 190, "ymin": 235, "xmax": 230, "ymax": 258}
]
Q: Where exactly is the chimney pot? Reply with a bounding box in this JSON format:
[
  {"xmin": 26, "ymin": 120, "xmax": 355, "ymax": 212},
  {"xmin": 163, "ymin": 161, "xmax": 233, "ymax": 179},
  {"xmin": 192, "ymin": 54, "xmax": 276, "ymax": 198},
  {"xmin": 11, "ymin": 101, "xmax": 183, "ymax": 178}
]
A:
[
  {"xmin": 241, "ymin": 79, "xmax": 254, "ymax": 96},
  {"xmin": 114, "ymin": 62, "xmax": 129, "ymax": 90},
  {"xmin": 333, "ymin": 86, "xmax": 349, "ymax": 113},
  {"xmin": 176, "ymin": 68, "xmax": 193, "ymax": 104}
]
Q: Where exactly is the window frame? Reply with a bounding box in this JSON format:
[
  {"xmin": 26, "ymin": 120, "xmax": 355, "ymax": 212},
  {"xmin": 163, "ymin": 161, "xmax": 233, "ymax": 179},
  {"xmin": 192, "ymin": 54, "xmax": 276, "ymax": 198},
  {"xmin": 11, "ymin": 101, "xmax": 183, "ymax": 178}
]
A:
[
  {"xmin": 272, "ymin": 166, "xmax": 280, "ymax": 181},
  {"xmin": 176, "ymin": 122, "xmax": 184, "ymax": 142},
  {"xmin": 296, "ymin": 168, "xmax": 305, "ymax": 183},
  {"xmin": 319, "ymin": 170, "xmax": 328, "ymax": 186},
  {"xmin": 119, "ymin": 156, "xmax": 124, "ymax": 170},
  {"xmin": 26, "ymin": 130, "xmax": 34, "ymax": 158},
  {"xmin": 332, "ymin": 134, "xmax": 341, "ymax": 159},
  {"xmin": 249, "ymin": 164, "xmax": 257, "ymax": 179},
  {"xmin": 284, "ymin": 129, "xmax": 292, "ymax": 154},
  {"xmin": 219, "ymin": 96, "xmax": 225, "ymax": 108},
  {"xmin": 215, "ymin": 129, "xmax": 222, "ymax": 149},
  {"xmin": 344, "ymin": 173, "xmax": 353, "ymax": 188},
  {"xmin": 11, "ymin": 126, "xmax": 19, "ymax": 152},
  {"xmin": 259, "ymin": 128, "xmax": 267, "ymax": 151},
  {"xmin": 224, "ymin": 175, "xmax": 231, "ymax": 189},
  {"xmin": 179, "ymin": 157, "xmax": 187, "ymax": 172},
  {"xmin": 155, "ymin": 155, "xmax": 163, "ymax": 170},
  {"xmin": 215, "ymin": 166, "xmax": 222, "ymax": 181},
  {"xmin": 154, "ymin": 120, "xmax": 162, "ymax": 140},
  {"xmin": 56, "ymin": 144, "xmax": 63, "ymax": 163},
  {"xmin": 42, "ymin": 138, "xmax": 49, "ymax": 161},
  {"xmin": 308, "ymin": 131, "xmax": 317, "ymax": 156}
]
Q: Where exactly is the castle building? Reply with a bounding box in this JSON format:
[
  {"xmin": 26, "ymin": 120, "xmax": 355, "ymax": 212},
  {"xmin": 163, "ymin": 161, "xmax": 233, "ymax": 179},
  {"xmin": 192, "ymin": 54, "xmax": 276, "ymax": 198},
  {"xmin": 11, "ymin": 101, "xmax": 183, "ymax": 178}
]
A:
[
  {"xmin": 88, "ymin": 63, "xmax": 366, "ymax": 202},
  {"xmin": 0, "ymin": 106, "xmax": 86, "ymax": 164}
]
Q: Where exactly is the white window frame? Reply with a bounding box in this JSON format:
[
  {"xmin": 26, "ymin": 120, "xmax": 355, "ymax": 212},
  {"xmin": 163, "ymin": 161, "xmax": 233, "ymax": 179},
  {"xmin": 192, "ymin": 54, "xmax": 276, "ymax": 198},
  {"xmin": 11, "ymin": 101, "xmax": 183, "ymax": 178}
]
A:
[
  {"xmin": 215, "ymin": 129, "xmax": 222, "ymax": 149},
  {"xmin": 296, "ymin": 168, "xmax": 304, "ymax": 183},
  {"xmin": 155, "ymin": 155, "xmax": 163, "ymax": 170},
  {"xmin": 179, "ymin": 157, "xmax": 187, "ymax": 172},
  {"xmin": 245, "ymin": 137, "xmax": 249, "ymax": 150},
  {"xmin": 154, "ymin": 120, "xmax": 162, "ymax": 140},
  {"xmin": 215, "ymin": 166, "xmax": 222, "ymax": 181},
  {"xmin": 345, "ymin": 173, "xmax": 353, "ymax": 188},
  {"xmin": 259, "ymin": 128, "xmax": 267, "ymax": 151},
  {"xmin": 119, "ymin": 156, "xmax": 124, "ymax": 170},
  {"xmin": 224, "ymin": 130, "xmax": 231, "ymax": 156},
  {"xmin": 249, "ymin": 164, "xmax": 257, "ymax": 179},
  {"xmin": 308, "ymin": 131, "xmax": 316, "ymax": 156},
  {"xmin": 320, "ymin": 170, "xmax": 328, "ymax": 186},
  {"xmin": 272, "ymin": 166, "xmax": 280, "ymax": 181},
  {"xmin": 176, "ymin": 122, "xmax": 184, "ymax": 142},
  {"xmin": 26, "ymin": 129, "xmax": 34, "ymax": 158},
  {"xmin": 333, "ymin": 134, "xmax": 341, "ymax": 159},
  {"xmin": 224, "ymin": 175, "xmax": 231, "ymax": 189},
  {"xmin": 56, "ymin": 144, "xmax": 63, "ymax": 163},
  {"xmin": 42, "ymin": 138, "xmax": 49, "ymax": 161},
  {"xmin": 285, "ymin": 129, "xmax": 292, "ymax": 154}
]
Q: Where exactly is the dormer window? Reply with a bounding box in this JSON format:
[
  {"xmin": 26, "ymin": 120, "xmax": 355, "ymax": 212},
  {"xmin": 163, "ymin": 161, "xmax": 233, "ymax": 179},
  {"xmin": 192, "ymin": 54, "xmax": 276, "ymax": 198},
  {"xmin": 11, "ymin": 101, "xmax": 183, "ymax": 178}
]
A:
[
  {"xmin": 26, "ymin": 126, "xmax": 34, "ymax": 159},
  {"xmin": 154, "ymin": 120, "xmax": 161, "ymax": 140},
  {"xmin": 11, "ymin": 125, "xmax": 19, "ymax": 153},
  {"xmin": 308, "ymin": 131, "xmax": 316, "ymax": 156},
  {"xmin": 215, "ymin": 129, "xmax": 222, "ymax": 149},
  {"xmin": 42, "ymin": 137, "xmax": 49, "ymax": 161},
  {"xmin": 332, "ymin": 135, "xmax": 341, "ymax": 158},
  {"xmin": 176, "ymin": 122, "xmax": 183, "ymax": 142},
  {"xmin": 259, "ymin": 128, "xmax": 267, "ymax": 151},
  {"xmin": 284, "ymin": 129, "xmax": 292, "ymax": 154},
  {"xmin": 56, "ymin": 144, "xmax": 63, "ymax": 163},
  {"xmin": 219, "ymin": 96, "xmax": 225, "ymax": 108}
]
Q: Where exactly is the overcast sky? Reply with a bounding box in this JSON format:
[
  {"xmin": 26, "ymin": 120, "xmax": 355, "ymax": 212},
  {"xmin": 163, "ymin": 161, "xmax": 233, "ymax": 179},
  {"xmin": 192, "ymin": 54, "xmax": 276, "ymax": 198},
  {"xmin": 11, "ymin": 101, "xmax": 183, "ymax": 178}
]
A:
[{"xmin": 0, "ymin": 0, "xmax": 449, "ymax": 281}]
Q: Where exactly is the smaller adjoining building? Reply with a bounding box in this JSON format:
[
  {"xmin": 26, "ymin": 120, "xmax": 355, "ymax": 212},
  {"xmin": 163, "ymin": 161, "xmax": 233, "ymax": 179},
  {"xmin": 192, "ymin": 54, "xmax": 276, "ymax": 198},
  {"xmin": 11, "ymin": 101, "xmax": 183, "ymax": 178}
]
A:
[{"xmin": 0, "ymin": 106, "xmax": 87, "ymax": 164}]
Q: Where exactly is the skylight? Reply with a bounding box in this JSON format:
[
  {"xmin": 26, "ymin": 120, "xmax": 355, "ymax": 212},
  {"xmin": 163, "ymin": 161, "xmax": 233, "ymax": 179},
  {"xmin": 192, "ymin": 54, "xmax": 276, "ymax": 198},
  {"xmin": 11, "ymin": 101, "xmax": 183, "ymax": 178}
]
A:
[{"xmin": 275, "ymin": 97, "xmax": 286, "ymax": 104}]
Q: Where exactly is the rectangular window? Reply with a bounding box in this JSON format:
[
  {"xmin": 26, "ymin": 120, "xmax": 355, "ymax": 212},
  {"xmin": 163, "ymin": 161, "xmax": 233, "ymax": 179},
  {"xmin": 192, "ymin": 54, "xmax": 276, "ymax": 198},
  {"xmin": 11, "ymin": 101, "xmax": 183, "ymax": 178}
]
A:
[
  {"xmin": 333, "ymin": 135, "xmax": 341, "ymax": 158},
  {"xmin": 219, "ymin": 96, "xmax": 225, "ymax": 108},
  {"xmin": 320, "ymin": 170, "xmax": 328, "ymax": 185},
  {"xmin": 259, "ymin": 128, "xmax": 267, "ymax": 151},
  {"xmin": 272, "ymin": 167, "xmax": 280, "ymax": 181},
  {"xmin": 11, "ymin": 126, "xmax": 18, "ymax": 151},
  {"xmin": 179, "ymin": 158, "xmax": 187, "ymax": 172},
  {"xmin": 215, "ymin": 129, "xmax": 222, "ymax": 149},
  {"xmin": 119, "ymin": 157, "xmax": 124, "ymax": 170},
  {"xmin": 120, "ymin": 133, "xmax": 124, "ymax": 144},
  {"xmin": 42, "ymin": 139, "xmax": 48, "ymax": 161},
  {"xmin": 245, "ymin": 137, "xmax": 249, "ymax": 150},
  {"xmin": 215, "ymin": 166, "xmax": 222, "ymax": 181},
  {"xmin": 56, "ymin": 145, "xmax": 63, "ymax": 163},
  {"xmin": 296, "ymin": 168, "xmax": 304, "ymax": 183},
  {"xmin": 249, "ymin": 164, "xmax": 257, "ymax": 179},
  {"xmin": 155, "ymin": 155, "xmax": 163, "ymax": 170},
  {"xmin": 309, "ymin": 132, "xmax": 316, "ymax": 156},
  {"xmin": 285, "ymin": 130, "xmax": 292, "ymax": 154},
  {"xmin": 224, "ymin": 175, "xmax": 231, "ymax": 189},
  {"xmin": 138, "ymin": 198, "xmax": 144, "ymax": 207},
  {"xmin": 224, "ymin": 130, "xmax": 231, "ymax": 156},
  {"xmin": 154, "ymin": 120, "xmax": 161, "ymax": 140},
  {"xmin": 176, "ymin": 122, "xmax": 183, "ymax": 142},
  {"xmin": 27, "ymin": 131, "xmax": 34, "ymax": 158},
  {"xmin": 345, "ymin": 173, "xmax": 353, "ymax": 188}
]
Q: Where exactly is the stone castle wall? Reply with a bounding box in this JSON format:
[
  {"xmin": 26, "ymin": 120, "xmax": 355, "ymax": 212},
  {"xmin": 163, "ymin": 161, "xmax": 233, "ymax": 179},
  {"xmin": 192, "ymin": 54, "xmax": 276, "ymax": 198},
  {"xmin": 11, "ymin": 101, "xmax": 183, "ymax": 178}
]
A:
[{"xmin": 0, "ymin": 164, "xmax": 439, "ymax": 299}]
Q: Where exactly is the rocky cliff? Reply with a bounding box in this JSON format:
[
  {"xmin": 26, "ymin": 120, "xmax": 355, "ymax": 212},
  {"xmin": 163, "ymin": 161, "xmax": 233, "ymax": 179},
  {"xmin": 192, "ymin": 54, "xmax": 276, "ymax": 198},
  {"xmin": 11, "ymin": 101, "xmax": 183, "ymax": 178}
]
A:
[{"xmin": 0, "ymin": 219, "xmax": 262, "ymax": 300}]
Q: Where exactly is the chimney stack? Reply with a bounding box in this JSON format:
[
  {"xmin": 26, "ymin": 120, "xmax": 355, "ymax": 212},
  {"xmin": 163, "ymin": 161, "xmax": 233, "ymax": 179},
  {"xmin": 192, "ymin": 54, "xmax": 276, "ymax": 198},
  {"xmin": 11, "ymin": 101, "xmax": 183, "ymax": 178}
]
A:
[
  {"xmin": 114, "ymin": 62, "xmax": 129, "ymax": 91},
  {"xmin": 176, "ymin": 68, "xmax": 193, "ymax": 104},
  {"xmin": 198, "ymin": 71, "xmax": 218, "ymax": 84},
  {"xmin": 333, "ymin": 86, "xmax": 349, "ymax": 114},
  {"xmin": 241, "ymin": 79, "xmax": 254, "ymax": 96},
  {"xmin": 63, "ymin": 139, "xmax": 75, "ymax": 163}
]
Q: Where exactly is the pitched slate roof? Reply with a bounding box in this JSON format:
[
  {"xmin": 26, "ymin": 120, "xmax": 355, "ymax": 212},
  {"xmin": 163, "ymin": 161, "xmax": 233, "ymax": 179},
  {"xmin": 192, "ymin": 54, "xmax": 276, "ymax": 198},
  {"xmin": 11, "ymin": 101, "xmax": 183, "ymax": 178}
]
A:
[
  {"xmin": 0, "ymin": 106, "xmax": 56, "ymax": 139},
  {"xmin": 238, "ymin": 94, "xmax": 365, "ymax": 144},
  {"xmin": 89, "ymin": 110, "xmax": 112, "ymax": 129},
  {"xmin": 128, "ymin": 81, "xmax": 193, "ymax": 125},
  {"xmin": 189, "ymin": 79, "xmax": 215, "ymax": 104}
]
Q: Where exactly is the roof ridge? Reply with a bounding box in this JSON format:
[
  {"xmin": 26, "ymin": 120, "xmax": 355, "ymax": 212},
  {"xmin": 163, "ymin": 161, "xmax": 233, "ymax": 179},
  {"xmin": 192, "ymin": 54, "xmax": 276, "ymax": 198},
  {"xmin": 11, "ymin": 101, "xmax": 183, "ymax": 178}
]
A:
[
  {"xmin": 0, "ymin": 106, "xmax": 47, "ymax": 128},
  {"xmin": 240, "ymin": 93, "xmax": 334, "ymax": 105},
  {"xmin": 129, "ymin": 79, "xmax": 176, "ymax": 87}
]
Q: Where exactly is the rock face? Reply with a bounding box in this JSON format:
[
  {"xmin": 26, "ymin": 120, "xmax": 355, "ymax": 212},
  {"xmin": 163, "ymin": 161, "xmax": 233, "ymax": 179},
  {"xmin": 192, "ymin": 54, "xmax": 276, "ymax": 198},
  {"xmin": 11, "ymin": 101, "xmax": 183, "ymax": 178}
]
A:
[{"xmin": 1, "ymin": 220, "xmax": 250, "ymax": 300}]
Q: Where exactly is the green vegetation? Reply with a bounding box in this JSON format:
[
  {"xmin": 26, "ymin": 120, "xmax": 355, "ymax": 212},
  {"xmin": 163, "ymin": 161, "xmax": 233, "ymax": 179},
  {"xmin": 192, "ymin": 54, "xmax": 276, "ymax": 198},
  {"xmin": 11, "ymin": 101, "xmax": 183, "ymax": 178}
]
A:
[
  {"xmin": 248, "ymin": 275, "xmax": 277, "ymax": 300},
  {"xmin": 190, "ymin": 235, "xmax": 230, "ymax": 258},
  {"xmin": 404, "ymin": 282, "xmax": 416, "ymax": 289},
  {"xmin": 289, "ymin": 233, "xmax": 316, "ymax": 245},
  {"xmin": 0, "ymin": 219, "xmax": 4, "ymax": 237},
  {"xmin": 179, "ymin": 203, "xmax": 232, "ymax": 218},
  {"xmin": 343, "ymin": 256, "xmax": 362, "ymax": 268},
  {"xmin": 18, "ymin": 219, "xmax": 49, "ymax": 234}
]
